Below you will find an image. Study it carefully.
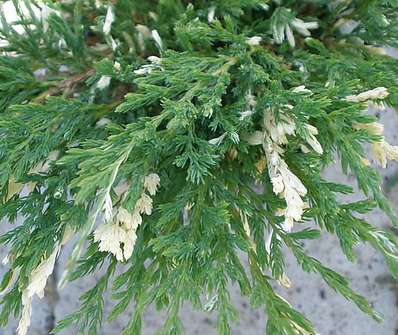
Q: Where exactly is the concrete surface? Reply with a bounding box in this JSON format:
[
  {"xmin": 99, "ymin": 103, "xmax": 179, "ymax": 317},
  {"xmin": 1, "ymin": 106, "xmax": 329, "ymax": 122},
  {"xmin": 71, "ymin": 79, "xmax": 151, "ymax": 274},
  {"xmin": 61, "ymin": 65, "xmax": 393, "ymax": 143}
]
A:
[{"xmin": 1, "ymin": 107, "xmax": 398, "ymax": 335}]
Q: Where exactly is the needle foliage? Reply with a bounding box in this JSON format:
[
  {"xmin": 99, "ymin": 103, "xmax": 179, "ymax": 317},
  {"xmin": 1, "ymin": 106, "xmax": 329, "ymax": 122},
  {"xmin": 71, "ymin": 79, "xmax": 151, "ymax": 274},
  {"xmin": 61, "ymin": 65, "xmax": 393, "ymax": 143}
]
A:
[{"xmin": 1, "ymin": 1, "xmax": 398, "ymax": 334}]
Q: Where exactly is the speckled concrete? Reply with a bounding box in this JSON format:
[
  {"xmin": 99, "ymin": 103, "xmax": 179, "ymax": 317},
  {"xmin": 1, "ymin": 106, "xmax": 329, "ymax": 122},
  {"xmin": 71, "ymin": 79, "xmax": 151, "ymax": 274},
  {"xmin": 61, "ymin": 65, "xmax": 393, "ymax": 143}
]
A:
[{"xmin": 1, "ymin": 107, "xmax": 398, "ymax": 335}]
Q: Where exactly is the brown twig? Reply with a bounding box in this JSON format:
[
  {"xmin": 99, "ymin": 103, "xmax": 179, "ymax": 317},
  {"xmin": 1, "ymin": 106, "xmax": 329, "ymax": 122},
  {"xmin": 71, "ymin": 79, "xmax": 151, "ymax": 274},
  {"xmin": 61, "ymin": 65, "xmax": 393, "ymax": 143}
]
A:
[{"xmin": 33, "ymin": 68, "xmax": 96, "ymax": 103}]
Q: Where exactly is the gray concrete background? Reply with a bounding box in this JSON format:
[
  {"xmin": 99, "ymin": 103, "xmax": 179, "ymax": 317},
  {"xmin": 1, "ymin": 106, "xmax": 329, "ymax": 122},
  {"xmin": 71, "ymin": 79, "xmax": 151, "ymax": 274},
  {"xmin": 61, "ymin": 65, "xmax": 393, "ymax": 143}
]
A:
[{"xmin": 1, "ymin": 107, "xmax": 398, "ymax": 335}]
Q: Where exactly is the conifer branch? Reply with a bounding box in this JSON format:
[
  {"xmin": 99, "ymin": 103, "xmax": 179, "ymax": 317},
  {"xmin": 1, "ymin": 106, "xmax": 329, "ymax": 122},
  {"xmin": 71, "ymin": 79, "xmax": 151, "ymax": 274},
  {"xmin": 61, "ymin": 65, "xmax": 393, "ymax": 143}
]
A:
[{"xmin": 0, "ymin": 1, "xmax": 398, "ymax": 334}]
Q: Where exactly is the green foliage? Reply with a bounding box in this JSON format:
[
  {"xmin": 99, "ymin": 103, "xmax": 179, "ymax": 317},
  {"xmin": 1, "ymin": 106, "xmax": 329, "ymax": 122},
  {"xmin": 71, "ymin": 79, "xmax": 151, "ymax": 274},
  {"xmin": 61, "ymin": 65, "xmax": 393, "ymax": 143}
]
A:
[{"xmin": 0, "ymin": 0, "xmax": 398, "ymax": 334}]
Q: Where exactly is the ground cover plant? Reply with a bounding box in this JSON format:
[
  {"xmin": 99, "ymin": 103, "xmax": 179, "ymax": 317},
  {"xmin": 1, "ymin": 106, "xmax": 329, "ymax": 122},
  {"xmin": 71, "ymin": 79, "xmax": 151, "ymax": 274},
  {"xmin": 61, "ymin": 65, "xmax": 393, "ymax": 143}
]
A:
[{"xmin": 1, "ymin": 0, "xmax": 398, "ymax": 334}]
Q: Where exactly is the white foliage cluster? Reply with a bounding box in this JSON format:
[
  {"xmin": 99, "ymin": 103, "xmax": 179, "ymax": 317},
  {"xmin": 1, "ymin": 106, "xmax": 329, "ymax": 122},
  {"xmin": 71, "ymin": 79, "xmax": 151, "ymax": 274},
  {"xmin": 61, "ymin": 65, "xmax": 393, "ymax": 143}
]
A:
[
  {"xmin": 355, "ymin": 122, "xmax": 398, "ymax": 168},
  {"xmin": 346, "ymin": 87, "xmax": 389, "ymax": 103},
  {"xmin": 134, "ymin": 56, "xmax": 162, "ymax": 75},
  {"xmin": 273, "ymin": 16, "xmax": 318, "ymax": 48},
  {"xmin": 0, "ymin": 0, "xmax": 58, "ymax": 47},
  {"xmin": 247, "ymin": 104, "xmax": 322, "ymax": 233},
  {"xmin": 18, "ymin": 248, "xmax": 59, "ymax": 335},
  {"xmin": 17, "ymin": 229, "xmax": 73, "ymax": 335},
  {"xmin": 348, "ymin": 87, "xmax": 398, "ymax": 168},
  {"xmin": 94, "ymin": 173, "xmax": 160, "ymax": 261}
]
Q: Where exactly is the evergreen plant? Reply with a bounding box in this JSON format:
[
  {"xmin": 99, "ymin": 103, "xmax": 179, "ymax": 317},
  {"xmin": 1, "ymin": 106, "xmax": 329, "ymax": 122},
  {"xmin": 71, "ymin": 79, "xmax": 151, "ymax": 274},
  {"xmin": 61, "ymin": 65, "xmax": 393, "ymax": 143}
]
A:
[{"xmin": 0, "ymin": 1, "xmax": 398, "ymax": 334}]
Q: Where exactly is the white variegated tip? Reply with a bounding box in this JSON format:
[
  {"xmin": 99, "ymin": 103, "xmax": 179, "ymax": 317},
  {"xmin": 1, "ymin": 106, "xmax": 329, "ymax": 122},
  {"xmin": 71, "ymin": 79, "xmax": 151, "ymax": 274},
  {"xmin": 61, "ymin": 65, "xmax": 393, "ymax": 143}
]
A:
[
  {"xmin": 246, "ymin": 131, "xmax": 264, "ymax": 146},
  {"xmin": 290, "ymin": 18, "xmax": 318, "ymax": 38},
  {"xmin": 373, "ymin": 141, "xmax": 398, "ymax": 168},
  {"xmin": 96, "ymin": 117, "xmax": 111, "ymax": 128},
  {"xmin": 144, "ymin": 173, "xmax": 161, "ymax": 196},
  {"xmin": 114, "ymin": 61, "xmax": 121, "ymax": 71},
  {"xmin": 209, "ymin": 133, "xmax": 227, "ymax": 146},
  {"xmin": 136, "ymin": 193, "xmax": 153, "ymax": 216},
  {"xmin": 94, "ymin": 222, "xmax": 129, "ymax": 261},
  {"xmin": 265, "ymin": 143, "xmax": 308, "ymax": 227},
  {"xmin": 285, "ymin": 24, "xmax": 295, "ymax": 48},
  {"xmin": 304, "ymin": 124, "xmax": 323, "ymax": 154},
  {"xmin": 208, "ymin": 6, "xmax": 216, "ymax": 23},
  {"xmin": 96, "ymin": 75, "xmax": 112, "ymax": 90},
  {"xmin": 274, "ymin": 23, "xmax": 285, "ymax": 44},
  {"xmin": 93, "ymin": 174, "xmax": 160, "ymax": 262},
  {"xmin": 151, "ymin": 30, "xmax": 163, "ymax": 50},
  {"xmin": 247, "ymin": 36, "xmax": 262, "ymax": 46},
  {"xmin": 148, "ymin": 55, "xmax": 162, "ymax": 64},
  {"xmin": 134, "ymin": 57, "xmax": 162, "ymax": 76},
  {"xmin": 355, "ymin": 122, "xmax": 384, "ymax": 136},
  {"xmin": 134, "ymin": 66, "xmax": 152, "ymax": 75},
  {"xmin": 103, "ymin": 6, "xmax": 115, "ymax": 35},
  {"xmin": 291, "ymin": 18, "xmax": 319, "ymax": 31},
  {"xmin": 240, "ymin": 110, "xmax": 254, "ymax": 120},
  {"xmin": 18, "ymin": 247, "xmax": 60, "ymax": 335},
  {"xmin": 17, "ymin": 292, "xmax": 32, "ymax": 335},
  {"xmin": 27, "ymin": 248, "xmax": 59, "ymax": 299},
  {"xmin": 346, "ymin": 87, "xmax": 389, "ymax": 102},
  {"xmin": 0, "ymin": 0, "xmax": 58, "ymax": 40},
  {"xmin": 356, "ymin": 121, "xmax": 398, "ymax": 168},
  {"xmin": 292, "ymin": 85, "xmax": 312, "ymax": 94},
  {"xmin": 103, "ymin": 192, "xmax": 114, "ymax": 222}
]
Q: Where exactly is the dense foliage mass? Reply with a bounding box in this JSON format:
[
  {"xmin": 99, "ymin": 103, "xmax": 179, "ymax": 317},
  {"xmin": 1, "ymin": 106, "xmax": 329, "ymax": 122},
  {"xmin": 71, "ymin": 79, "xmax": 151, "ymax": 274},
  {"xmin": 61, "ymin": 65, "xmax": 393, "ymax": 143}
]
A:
[{"xmin": 0, "ymin": 0, "xmax": 398, "ymax": 334}]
